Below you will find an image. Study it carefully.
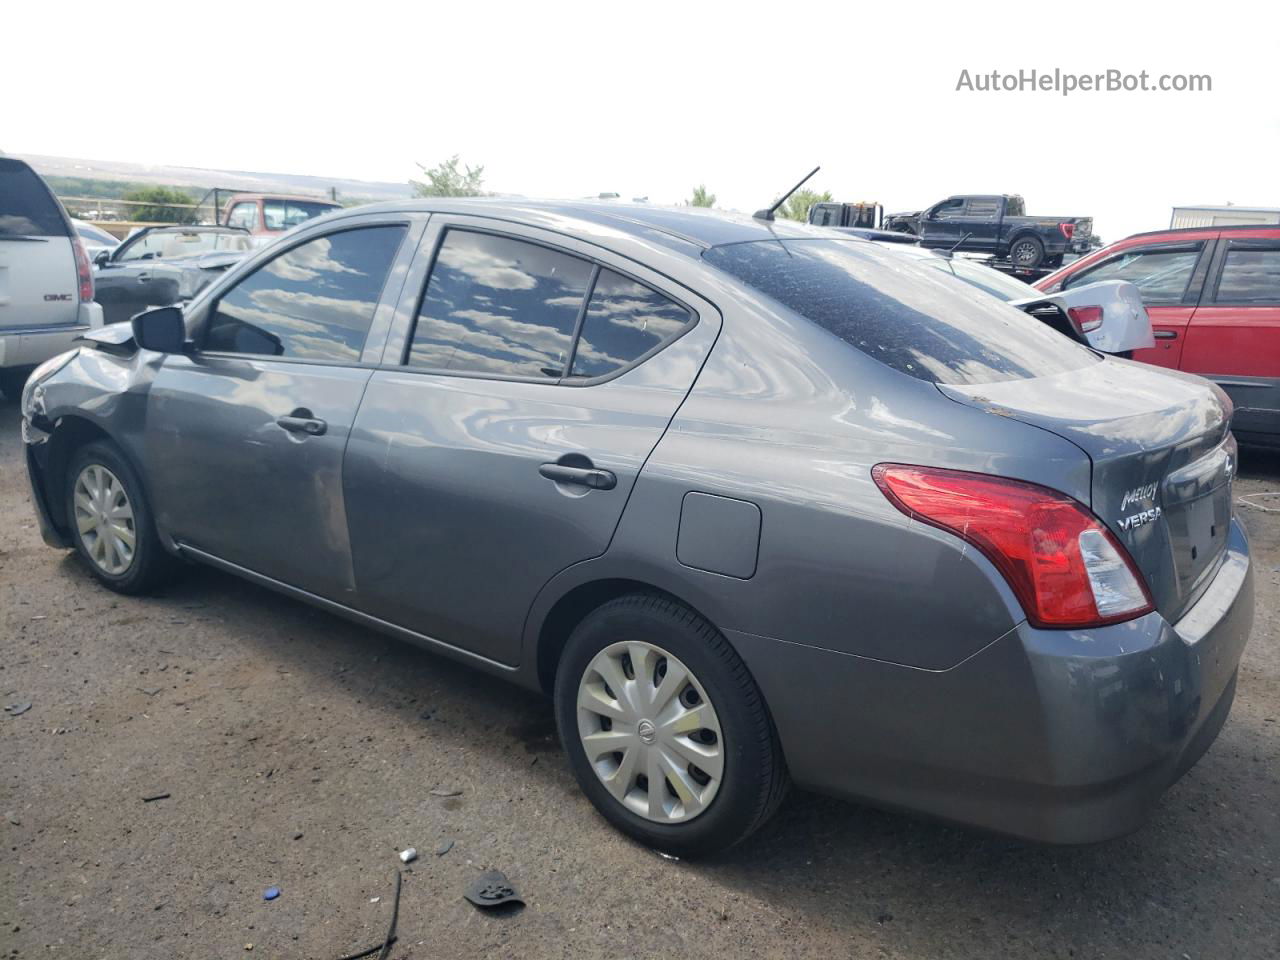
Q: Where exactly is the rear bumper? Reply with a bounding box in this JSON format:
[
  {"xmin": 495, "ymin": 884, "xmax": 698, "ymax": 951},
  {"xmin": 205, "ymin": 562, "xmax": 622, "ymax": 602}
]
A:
[
  {"xmin": 0, "ymin": 303, "xmax": 101, "ymax": 369},
  {"xmin": 730, "ymin": 517, "xmax": 1254, "ymax": 843}
]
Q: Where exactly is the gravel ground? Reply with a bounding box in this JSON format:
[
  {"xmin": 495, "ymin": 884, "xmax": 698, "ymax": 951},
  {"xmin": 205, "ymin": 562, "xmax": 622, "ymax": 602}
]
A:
[{"xmin": 2, "ymin": 395, "xmax": 1277, "ymax": 960}]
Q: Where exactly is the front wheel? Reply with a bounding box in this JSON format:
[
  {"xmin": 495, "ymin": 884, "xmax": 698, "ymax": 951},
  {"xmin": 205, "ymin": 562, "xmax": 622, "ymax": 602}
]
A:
[
  {"xmin": 554, "ymin": 593, "xmax": 788, "ymax": 858},
  {"xmin": 65, "ymin": 440, "xmax": 178, "ymax": 594},
  {"xmin": 1009, "ymin": 235, "xmax": 1045, "ymax": 269}
]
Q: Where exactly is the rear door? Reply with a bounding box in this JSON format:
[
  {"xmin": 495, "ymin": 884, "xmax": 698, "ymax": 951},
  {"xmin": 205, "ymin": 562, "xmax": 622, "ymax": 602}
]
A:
[
  {"xmin": 146, "ymin": 217, "xmax": 418, "ymax": 600},
  {"xmin": 1060, "ymin": 239, "xmax": 1214, "ymax": 369},
  {"xmin": 1182, "ymin": 234, "xmax": 1280, "ymax": 439},
  {"xmin": 951, "ymin": 196, "xmax": 1002, "ymax": 252},
  {"xmin": 0, "ymin": 158, "xmax": 77, "ymax": 336},
  {"xmin": 342, "ymin": 218, "xmax": 720, "ymax": 665}
]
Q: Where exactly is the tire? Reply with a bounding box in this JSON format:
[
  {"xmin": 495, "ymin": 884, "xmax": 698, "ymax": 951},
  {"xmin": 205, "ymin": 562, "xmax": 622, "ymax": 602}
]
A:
[
  {"xmin": 1009, "ymin": 235, "xmax": 1045, "ymax": 269},
  {"xmin": 0, "ymin": 367, "xmax": 30, "ymax": 401},
  {"xmin": 65, "ymin": 439, "xmax": 178, "ymax": 594},
  {"xmin": 554, "ymin": 593, "xmax": 788, "ymax": 858}
]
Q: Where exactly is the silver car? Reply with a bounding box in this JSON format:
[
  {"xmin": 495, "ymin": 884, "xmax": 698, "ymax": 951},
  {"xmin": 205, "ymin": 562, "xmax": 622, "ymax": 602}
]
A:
[{"xmin": 19, "ymin": 200, "xmax": 1254, "ymax": 857}]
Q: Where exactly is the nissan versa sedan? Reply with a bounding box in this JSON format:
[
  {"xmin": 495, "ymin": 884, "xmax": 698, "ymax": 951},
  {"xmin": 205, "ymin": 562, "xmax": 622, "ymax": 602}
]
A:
[{"xmin": 20, "ymin": 201, "xmax": 1254, "ymax": 857}]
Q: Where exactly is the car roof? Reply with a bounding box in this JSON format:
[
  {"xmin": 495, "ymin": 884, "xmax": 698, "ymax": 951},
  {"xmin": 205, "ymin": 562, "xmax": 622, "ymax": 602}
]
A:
[
  {"xmin": 1121, "ymin": 224, "xmax": 1280, "ymax": 242},
  {"xmin": 331, "ymin": 197, "xmax": 841, "ymax": 256}
]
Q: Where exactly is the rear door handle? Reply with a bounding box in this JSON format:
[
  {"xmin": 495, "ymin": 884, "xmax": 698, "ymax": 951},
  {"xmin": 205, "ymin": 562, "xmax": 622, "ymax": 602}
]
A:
[
  {"xmin": 1154, "ymin": 330, "xmax": 1178, "ymax": 340},
  {"xmin": 539, "ymin": 463, "xmax": 617, "ymax": 490},
  {"xmin": 276, "ymin": 413, "xmax": 327, "ymax": 436}
]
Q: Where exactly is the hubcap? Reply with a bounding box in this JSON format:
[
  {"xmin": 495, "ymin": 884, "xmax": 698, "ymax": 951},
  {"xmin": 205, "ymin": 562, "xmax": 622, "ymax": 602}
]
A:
[
  {"xmin": 73, "ymin": 464, "xmax": 136, "ymax": 576},
  {"xmin": 576, "ymin": 640, "xmax": 724, "ymax": 824}
]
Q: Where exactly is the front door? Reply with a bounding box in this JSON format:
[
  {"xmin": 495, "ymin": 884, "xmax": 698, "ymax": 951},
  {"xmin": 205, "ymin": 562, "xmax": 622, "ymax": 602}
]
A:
[
  {"xmin": 343, "ymin": 220, "xmax": 719, "ymax": 665},
  {"xmin": 145, "ymin": 221, "xmax": 410, "ymax": 600}
]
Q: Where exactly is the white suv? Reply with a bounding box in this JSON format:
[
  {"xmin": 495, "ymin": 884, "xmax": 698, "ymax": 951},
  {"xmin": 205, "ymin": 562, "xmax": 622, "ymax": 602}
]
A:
[{"xmin": 0, "ymin": 157, "xmax": 103, "ymax": 398}]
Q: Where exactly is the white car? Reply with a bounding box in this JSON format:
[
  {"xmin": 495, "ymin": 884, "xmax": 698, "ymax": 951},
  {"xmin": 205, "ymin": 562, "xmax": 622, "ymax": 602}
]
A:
[
  {"xmin": 876, "ymin": 243, "xmax": 1154, "ymax": 357},
  {"xmin": 0, "ymin": 157, "xmax": 104, "ymax": 398},
  {"xmin": 72, "ymin": 218, "xmax": 120, "ymax": 262}
]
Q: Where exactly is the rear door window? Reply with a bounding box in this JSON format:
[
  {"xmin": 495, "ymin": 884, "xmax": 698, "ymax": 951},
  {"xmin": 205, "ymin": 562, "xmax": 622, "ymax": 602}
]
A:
[
  {"xmin": 0, "ymin": 158, "xmax": 69, "ymax": 238},
  {"xmin": 205, "ymin": 225, "xmax": 405, "ymax": 361},
  {"xmin": 406, "ymin": 229, "xmax": 593, "ymax": 377},
  {"xmin": 703, "ymin": 238, "xmax": 1097, "ymax": 385},
  {"xmin": 569, "ymin": 269, "xmax": 694, "ymax": 378},
  {"xmin": 1212, "ymin": 244, "xmax": 1280, "ymax": 304},
  {"xmin": 1063, "ymin": 245, "xmax": 1203, "ymax": 303}
]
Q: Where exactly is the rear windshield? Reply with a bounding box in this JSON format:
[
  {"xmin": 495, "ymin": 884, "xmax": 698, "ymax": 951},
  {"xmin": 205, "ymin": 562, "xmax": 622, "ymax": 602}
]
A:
[
  {"xmin": 0, "ymin": 158, "xmax": 69, "ymax": 238},
  {"xmin": 703, "ymin": 238, "xmax": 1098, "ymax": 385}
]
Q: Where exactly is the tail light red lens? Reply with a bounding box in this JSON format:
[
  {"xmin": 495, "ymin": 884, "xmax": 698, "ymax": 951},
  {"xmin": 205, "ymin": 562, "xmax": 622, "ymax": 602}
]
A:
[
  {"xmin": 72, "ymin": 237, "xmax": 94, "ymax": 302},
  {"xmin": 1067, "ymin": 305, "xmax": 1104, "ymax": 333},
  {"xmin": 1059, "ymin": 222, "xmax": 1075, "ymax": 241},
  {"xmin": 872, "ymin": 464, "xmax": 1153, "ymax": 629}
]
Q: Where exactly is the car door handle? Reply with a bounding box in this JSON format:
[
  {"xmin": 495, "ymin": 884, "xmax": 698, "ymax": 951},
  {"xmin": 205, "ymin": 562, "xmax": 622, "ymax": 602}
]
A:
[
  {"xmin": 539, "ymin": 463, "xmax": 617, "ymax": 490},
  {"xmin": 276, "ymin": 413, "xmax": 327, "ymax": 436},
  {"xmin": 1154, "ymin": 330, "xmax": 1178, "ymax": 340},
  {"xmin": 136, "ymin": 273, "xmax": 151, "ymax": 283}
]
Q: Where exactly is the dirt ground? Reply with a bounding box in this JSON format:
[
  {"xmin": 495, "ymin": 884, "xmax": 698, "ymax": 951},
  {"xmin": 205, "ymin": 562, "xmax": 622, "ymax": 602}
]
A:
[{"xmin": 1, "ymin": 395, "xmax": 1277, "ymax": 960}]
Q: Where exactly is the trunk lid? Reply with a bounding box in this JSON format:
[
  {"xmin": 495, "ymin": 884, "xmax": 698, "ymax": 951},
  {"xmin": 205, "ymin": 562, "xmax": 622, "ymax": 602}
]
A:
[{"xmin": 939, "ymin": 359, "xmax": 1235, "ymax": 623}]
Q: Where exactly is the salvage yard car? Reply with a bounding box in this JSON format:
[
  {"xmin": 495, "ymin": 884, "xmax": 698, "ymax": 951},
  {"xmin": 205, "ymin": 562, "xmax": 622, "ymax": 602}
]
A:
[
  {"xmin": 221, "ymin": 192, "xmax": 342, "ymax": 245},
  {"xmin": 93, "ymin": 225, "xmax": 253, "ymax": 325},
  {"xmin": 1037, "ymin": 225, "xmax": 1280, "ymax": 448},
  {"xmin": 20, "ymin": 201, "xmax": 1254, "ymax": 856},
  {"xmin": 0, "ymin": 156, "xmax": 103, "ymax": 398},
  {"xmin": 884, "ymin": 194, "xmax": 1093, "ymax": 269},
  {"xmin": 879, "ymin": 243, "xmax": 1154, "ymax": 356}
]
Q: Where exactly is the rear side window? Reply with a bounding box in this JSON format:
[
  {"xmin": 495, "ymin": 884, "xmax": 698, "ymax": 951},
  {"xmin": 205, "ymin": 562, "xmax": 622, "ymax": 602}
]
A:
[
  {"xmin": 1214, "ymin": 246, "xmax": 1280, "ymax": 303},
  {"xmin": 407, "ymin": 230, "xmax": 593, "ymax": 377},
  {"xmin": 205, "ymin": 225, "xmax": 405, "ymax": 361},
  {"xmin": 965, "ymin": 198, "xmax": 1000, "ymax": 219},
  {"xmin": 1063, "ymin": 246, "xmax": 1201, "ymax": 303},
  {"xmin": 0, "ymin": 158, "xmax": 69, "ymax": 238},
  {"xmin": 703, "ymin": 238, "xmax": 1097, "ymax": 385},
  {"xmin": 570, "ymin": 269, "xmax": 692, "ymax": 378}
]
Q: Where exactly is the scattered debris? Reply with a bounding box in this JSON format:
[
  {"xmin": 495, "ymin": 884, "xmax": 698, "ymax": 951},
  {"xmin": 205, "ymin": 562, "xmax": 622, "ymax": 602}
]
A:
[
  {"xmin": 464, "ymin": 869, "xmax": 524, "ymax": 911},
  {"xmin": 4, "ymin": 702, "xmax": 32, "ymax": 717},
  {"xmin": 263, "ymin": 887, "xmax": 280, "ymax": 901},
  {"xmin": 244, "ymin": 945, "xmax": 253, "ymax": 952},
  {"xmin": 336, "ymin": 870, "xmax": 402, "ymax": 960},
  {"xmin": 429, "ymin": 787, "xmax": 461, "ymax": 797},
  {"xmin": 293, "ymin": 832, "xmax": 304, "ymax": 840},
  {"xmin": 139, "ymin": 688, "xmax": 161, "ymax": 697},
  {"xmin": 5, "ymin": 813, "xmax": 19, "ymax": 826},
  {"xmin": 435, "ymin": 839, "xmax": 454, "ymax": 857},
  {"xmin": 141, "ymin": 792, "xmax": 171, "ymax": 803},
  {"xmin": 30, "ymin": 615, "xmax": 47, "ymax": 621},
  {"xmin": 369, "ymin": 896, "xmax": 381, "ymax": 904},
  {"xmin": 398, "ymin": 848, "xmax": 418, "ymax": 864}
]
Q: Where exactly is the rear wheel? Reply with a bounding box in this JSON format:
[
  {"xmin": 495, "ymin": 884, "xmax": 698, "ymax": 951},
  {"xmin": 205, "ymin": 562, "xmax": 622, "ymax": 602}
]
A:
[
  {"xmin": 1009, "ymin": 235, "xmax": 1045, "ymax": 269},
  {"xmin": 65, "ymin": 440, "xmax": 178, "ymax": 594},
  {"xmin": 554, "ymin": 593, "xmax": 788, "ymax": 858}
]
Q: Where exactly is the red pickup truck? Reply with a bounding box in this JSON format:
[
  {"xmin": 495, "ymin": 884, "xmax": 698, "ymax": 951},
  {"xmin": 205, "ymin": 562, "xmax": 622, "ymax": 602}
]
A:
[{"xmin": 1037, "ymin": 225, "xmax": 1280, "ymax": 448}]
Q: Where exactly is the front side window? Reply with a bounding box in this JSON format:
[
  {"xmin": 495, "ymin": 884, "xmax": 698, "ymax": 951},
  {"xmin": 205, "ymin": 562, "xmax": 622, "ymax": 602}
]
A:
[
  {"xmin": 1063, "ymin": 246, "xmax": 1202, "ymax": 303},
  {"xmin": 226, "ymin": 202, "xmax": 258, "ymax": 231},
  {"xmin": 1215, "ymin": 246, "xmax": 1280, "ymax": 303},
  {"xmin": 704, "ymin": 238, "xmax": 1097, "ymax": 385},
  {"xmin": 204, "ymin": 225, "xmax": 405, "ymax": 361},
  {"xmin": 407, "ymin": 230, "xmax": 593, "ymax": 377},
  {"xmin": 933, "ymin": 198, "xmax": 965, "ymax": 219},
  {"xmin": 569, "ymin": 269, "xmax": 693, "ymax": 378}
]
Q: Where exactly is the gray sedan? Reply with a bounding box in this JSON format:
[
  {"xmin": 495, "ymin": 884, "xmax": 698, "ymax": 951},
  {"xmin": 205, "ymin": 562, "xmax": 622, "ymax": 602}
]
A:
[{"xmin": 19, "ymin": 200, "xmax": 1254, "ymax": 857}]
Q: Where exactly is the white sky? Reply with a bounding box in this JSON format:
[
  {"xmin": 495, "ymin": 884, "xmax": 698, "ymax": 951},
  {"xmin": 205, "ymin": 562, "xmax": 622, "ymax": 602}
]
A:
[{"xmin": 5, "ymin": 0, "xmax": 1278, "ymax": 241}]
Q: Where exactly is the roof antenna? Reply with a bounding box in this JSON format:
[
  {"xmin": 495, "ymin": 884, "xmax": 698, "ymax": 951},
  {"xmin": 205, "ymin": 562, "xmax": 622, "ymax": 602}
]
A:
[
  {"xmin": 754, "ymin": 166, "xmax": 820, "ymax": 222},
  {"xmin": 945, "ymin": 232, "xmax": 973, "ymax": 257}
]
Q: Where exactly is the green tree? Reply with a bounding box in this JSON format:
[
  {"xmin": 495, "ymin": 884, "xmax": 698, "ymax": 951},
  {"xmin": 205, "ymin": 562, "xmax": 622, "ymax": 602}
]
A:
[
  {"xmin": 776, "ymin": 188, "xmax": 833, "ymax": 222},
  {"xmin": 688, "ymin": 184, "xmax": 716, "ymax": 208},
  {"xmin": 122, "ymin": 185, "xmax": 196, "ymax": 223},
  {"xmin": 411, "ymin": 155, "xmax": 486, "ymax": 197}
]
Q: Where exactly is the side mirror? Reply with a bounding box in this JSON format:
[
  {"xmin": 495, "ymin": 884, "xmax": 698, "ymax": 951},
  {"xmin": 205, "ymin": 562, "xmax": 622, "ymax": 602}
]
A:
[
  {"xmin": 94, "ymin": 250, "xmax": 110, "ymax": 268},
  {"xmin": 131, "ymin": 306, "xmax": 186, "ymax": 354}
]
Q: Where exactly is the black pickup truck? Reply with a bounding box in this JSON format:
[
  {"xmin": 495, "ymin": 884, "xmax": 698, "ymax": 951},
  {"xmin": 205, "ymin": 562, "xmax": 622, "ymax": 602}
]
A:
[{"xmin": 881, "ymin": 195, "xmax": 1092, "ymax": 269}]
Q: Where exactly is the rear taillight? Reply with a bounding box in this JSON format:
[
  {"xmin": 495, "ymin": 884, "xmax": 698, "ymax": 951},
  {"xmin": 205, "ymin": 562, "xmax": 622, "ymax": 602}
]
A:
[
  {"xmin": 1067, "ymin": 305, "xmax": 1104, "ymax": 333},
  {"xmin": 1059, "ymin": 222, "xmax": 1075, "ymax": 241},
  {"xmin": 872, "ymin": 464, "xmax": 1153, "ymax": 629},
  {"xmin": 72, "ymin": 237, "xmax": 94, "ymax": 302}
]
